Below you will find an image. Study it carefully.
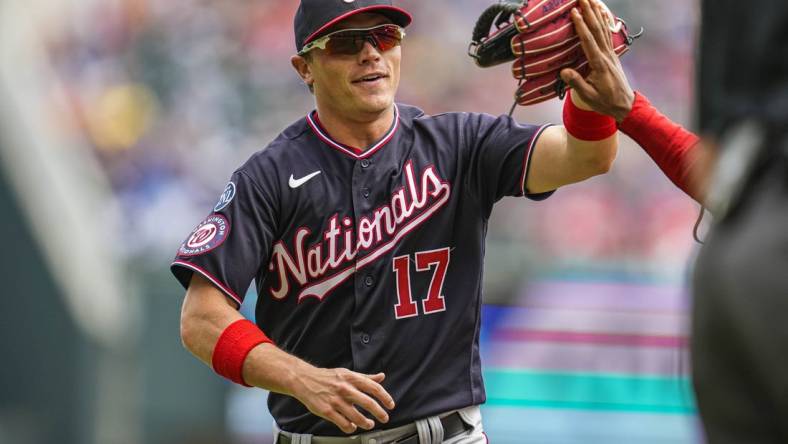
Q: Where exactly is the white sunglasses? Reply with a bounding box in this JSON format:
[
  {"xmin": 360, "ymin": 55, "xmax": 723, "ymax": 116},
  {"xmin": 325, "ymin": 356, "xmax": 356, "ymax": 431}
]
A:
[{"xmin": 298, "ymin": 24, "xmax": 406, "ymax": 56}]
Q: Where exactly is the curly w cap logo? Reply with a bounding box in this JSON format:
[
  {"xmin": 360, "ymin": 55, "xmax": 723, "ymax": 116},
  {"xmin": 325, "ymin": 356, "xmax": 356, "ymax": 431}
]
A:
[{"xmin": 179, "ymin": 215, "xmax": 230, "ymax": 256}]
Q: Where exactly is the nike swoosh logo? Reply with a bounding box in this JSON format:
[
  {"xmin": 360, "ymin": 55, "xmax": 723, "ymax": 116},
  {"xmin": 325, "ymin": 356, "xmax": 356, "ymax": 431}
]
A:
[{"xmin": 289, "ymin": 171, "xmax": 322, "ymax": 189}]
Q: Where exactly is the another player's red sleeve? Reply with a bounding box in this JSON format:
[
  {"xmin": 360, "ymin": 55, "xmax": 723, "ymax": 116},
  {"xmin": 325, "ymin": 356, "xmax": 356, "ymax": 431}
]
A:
[{"xmin": 618, "ymin": 92, "xmax": 703, "ymax": 202}]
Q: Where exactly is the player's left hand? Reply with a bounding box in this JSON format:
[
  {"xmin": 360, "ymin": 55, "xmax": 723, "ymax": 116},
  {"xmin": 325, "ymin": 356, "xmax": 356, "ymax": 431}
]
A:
[
  {"xmin": 468, "ymin": 0, "xmax": 638, "ymax": 107},
  {"xmin": 560, "ymin": 0, "xmax": 635, "ymax": 122}
]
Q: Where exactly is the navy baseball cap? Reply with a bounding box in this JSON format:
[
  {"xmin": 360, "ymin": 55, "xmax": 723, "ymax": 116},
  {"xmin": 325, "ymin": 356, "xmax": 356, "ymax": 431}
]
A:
[{"xmin": 294, "ymin": 0, "xmax": 413, "ymax": 53}]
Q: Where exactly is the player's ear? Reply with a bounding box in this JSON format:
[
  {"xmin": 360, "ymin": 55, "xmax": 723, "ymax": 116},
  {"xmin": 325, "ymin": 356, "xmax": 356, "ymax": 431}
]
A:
[{"xmin": 291, "ymin": 54, "xmax": 315, "ymax": 91}]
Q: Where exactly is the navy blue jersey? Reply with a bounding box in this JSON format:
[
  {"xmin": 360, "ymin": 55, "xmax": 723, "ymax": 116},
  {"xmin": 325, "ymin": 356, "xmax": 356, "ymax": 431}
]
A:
[{"xmin": 171, "ymin": 103, "xmax": 552, "ymax": 435}]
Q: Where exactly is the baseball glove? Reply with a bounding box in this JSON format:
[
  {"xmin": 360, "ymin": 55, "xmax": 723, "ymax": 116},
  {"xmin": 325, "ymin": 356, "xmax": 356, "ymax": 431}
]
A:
[{"xmin": 468, "ymin": 0, "xmax": 640, "ymax": 107}]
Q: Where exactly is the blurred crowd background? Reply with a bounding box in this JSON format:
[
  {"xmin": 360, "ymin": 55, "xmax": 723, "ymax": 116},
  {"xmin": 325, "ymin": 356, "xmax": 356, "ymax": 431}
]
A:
[{"xmin": 0, "ymin": 0, "xmax": 703, "ymax": 443}]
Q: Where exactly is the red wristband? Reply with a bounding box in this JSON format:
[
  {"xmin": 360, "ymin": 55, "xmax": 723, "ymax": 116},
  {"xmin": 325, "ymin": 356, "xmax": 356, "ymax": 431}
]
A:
[
  {"xmin": 562, "ymin": 90, "xmax": 618, "ymax": 141},
  {"xmin": 212, "ymin": 319, "xmax": 273, "ymax": 387}
]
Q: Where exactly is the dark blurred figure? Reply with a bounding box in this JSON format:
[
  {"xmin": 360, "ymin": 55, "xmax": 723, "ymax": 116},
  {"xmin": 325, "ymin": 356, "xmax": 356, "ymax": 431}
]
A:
[
  {"xmin": 562, "ymin": 0, "xmax": 788, "ymax": 441},
  {"xmin": 692, "ymin": 0, "xmax": 788, "ymax": 442}
]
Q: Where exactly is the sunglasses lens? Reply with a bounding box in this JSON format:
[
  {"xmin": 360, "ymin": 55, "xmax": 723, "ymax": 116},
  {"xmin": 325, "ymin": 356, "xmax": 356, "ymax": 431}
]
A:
[
  {"xmin": 373, "ymin": 28, "xmax": 401, "ymax": 51},
  {"xmin": 325, "ymin": 35, "xmax": 366, "ymax": 55},
  {"xmin": 324, "ymin": 26, "xmax": 402, "ymax": 55}
]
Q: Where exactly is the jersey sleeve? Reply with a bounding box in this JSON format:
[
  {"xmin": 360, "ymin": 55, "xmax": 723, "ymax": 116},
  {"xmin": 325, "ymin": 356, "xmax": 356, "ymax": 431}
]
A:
[
  {"xmin": 463, "ymin": 113, "xmax": 554, "ymax": 216},
  {"xmin": 170, "ymin": 169, "xmax": 278, "ymax": 307}
]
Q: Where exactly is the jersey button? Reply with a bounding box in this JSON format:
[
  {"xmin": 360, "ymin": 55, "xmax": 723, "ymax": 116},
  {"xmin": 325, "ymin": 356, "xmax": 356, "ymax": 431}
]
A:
[
  {"xmin": 361, "ymin": 333, "xmax": 370, "ymax": 344},
  {"xmin": 361, "ymin": 159, "xmax": 371, "ymax": 168},
  {"xmin": 364, "ymin": 275, "xmax": 374, "ymax": 287},
  {"xmin": 362, "ymin": 188, "xmax": 371, "ymax": 198}
]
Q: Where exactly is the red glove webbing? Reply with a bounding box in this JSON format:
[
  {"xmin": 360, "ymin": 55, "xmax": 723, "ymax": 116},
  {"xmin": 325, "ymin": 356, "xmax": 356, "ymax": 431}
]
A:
[
  {"xmin": 563, "ymin": 90, "xmax": 618, "ymax": 141},
  {"xmin": 618, "ymin": 92, "xmax": 701, "ymax": 200},
  {"xmin": 212, "ymin": 319, "xmax": 273, "ymax": 387}
]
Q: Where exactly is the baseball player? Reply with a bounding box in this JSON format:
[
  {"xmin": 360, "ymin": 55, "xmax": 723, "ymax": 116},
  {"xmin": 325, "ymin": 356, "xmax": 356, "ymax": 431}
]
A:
[
  {"xmin": 171, "ymin": 0, "xmax": 620, "ymax": 442},
  {"xmin": 564, "ymin": 2, "xmax": 788, "ymax": 442}
]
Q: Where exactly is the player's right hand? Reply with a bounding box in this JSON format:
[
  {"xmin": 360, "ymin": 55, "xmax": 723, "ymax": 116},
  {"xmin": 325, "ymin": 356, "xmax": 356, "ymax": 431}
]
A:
[
  {"xmin": 560, "ymin": 0, "xmax": 635, "ymax": 122},
  {"xmin": 290, "ymin": 366, "xmax": 396, "ymax": 434}
]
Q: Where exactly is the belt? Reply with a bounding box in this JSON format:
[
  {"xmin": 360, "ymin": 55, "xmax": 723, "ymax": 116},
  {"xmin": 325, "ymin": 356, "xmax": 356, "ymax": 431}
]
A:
[{"xmin": 276, "ymin": 411, "xmax": 469, "ymax": 444}]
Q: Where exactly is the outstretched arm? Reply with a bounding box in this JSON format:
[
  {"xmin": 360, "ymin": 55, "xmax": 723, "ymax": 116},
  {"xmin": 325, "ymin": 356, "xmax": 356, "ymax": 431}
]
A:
[
  {"xmin": 558, "ymin": 0, "xmax": 712, "ymax": 203},
  {"xmin": 525, "ymin": 0, "xmax": 626, "ymax": 194},
  {"xmin": 525, "ymin": 90, "xmax": 618, "ymax": 194},
  {"xmin": 616, "ymin": 93, "xmax": 711, "ymax": 203}
]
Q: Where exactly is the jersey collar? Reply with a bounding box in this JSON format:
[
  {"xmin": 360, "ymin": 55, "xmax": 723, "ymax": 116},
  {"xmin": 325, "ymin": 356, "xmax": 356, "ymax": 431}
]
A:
[{"xmin": 306, "ymin": 104, "xmax": 400, "ymax": 160}]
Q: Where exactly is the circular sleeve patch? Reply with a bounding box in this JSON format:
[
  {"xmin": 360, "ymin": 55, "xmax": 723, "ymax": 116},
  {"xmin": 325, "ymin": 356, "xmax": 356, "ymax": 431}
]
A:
[
  {"xmin": 213, "ymin": 182, "xmax": 236, "ymax": 212},
  {"xmin": 178, "ymin": 214, "xmax": 230, "ymax": 256}
]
